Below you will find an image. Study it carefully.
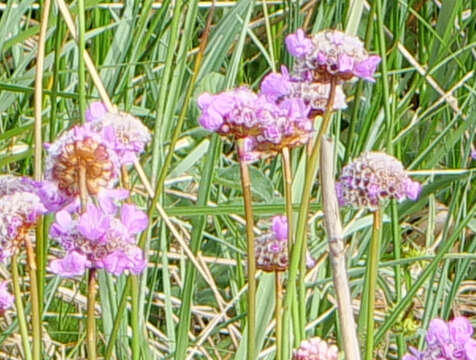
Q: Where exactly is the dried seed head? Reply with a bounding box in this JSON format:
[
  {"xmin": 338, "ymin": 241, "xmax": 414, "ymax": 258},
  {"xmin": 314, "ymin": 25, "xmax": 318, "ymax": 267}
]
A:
[{"xmin": 45, "ymin": 126, "xmax": 119, "ymax": 197}]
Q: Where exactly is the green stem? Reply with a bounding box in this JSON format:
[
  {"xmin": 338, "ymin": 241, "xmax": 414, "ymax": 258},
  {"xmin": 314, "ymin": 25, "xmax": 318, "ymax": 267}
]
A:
[
  {"xmin": 131, "ymin": 275, "xmax": 140, "ymax": 360},
  {"xmin": 364, "ymin": 209, "xmax": 382, "ymax": 360},
  {"xmin": 77, "ymin": 0, "xmax": 87, "ymax": 123},
  {"xmin": 281, "ymin": 147, "xmax": 293, "ymax": 253},
  {"xmin": 284, "ymin": 77, "xmax": 337, "ymax": 352},
  {"xmin": 237, "ymin": 139, "xmax": 256, "ymax": 360},
  {"xmin": 87, "ymin": 269, "xmax": 97, "ymax": 360},
  {"xmin": 275, "ymin": 271, "xmax": 282, "ymax": 360},
  {"xmin": 11, "ymin": 255, "xmax": 32, "ymax": 360},
  {"xmin": 24, "ymin": 236, "xmax": 41, "ymax": 360},
  {"xmin": 104, "ymin": 278, "xmax": 131, "ymax": 359}
]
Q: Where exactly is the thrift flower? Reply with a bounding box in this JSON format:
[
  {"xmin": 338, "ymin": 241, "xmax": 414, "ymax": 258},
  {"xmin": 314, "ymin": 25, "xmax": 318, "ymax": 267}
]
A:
[
  {"xmin": 255, "ymin": 216, "xmax": 288, "ymax": 272},
  {"xmin": 286, "ymin": 29, "xmax": 381, "ymax": 83},
  {"xmin": 293, "ymin": 337, "xmax": 339, "ymax": 360},
  {"xmin": 0, "ymin": 191, "xmax": 46, "ymax": 261},
  {"xmin": 260, "ymin": 66, "xmax": 347, "ymax": 116},
  {"xmin": 0, "ymin": 281, "xmax": 14, "ymax": 315},
  {"xmin": 471, "ymin": 149, "xmax": 476, "ymax": 160},
  {"xmin": 44, "ymin": 125, "xmax": 119, "ymax": 197},
  {"xmin": 48, "ymin": 202, "xmax": 148, "ymax": 277},
  {"xmin": 87, "ymin": 108, "xmax": 151, "ymax": 165},
  {"xmin": 403, "ymin": 317, "xmax": 476, "ymax": 360},
  {"xmin": 198, "ymin": 87, "xmax": 313, "ymax": 160},
  {"xmin": 336, "ymin": 152, "xmax": 421, "ymax": 211}
]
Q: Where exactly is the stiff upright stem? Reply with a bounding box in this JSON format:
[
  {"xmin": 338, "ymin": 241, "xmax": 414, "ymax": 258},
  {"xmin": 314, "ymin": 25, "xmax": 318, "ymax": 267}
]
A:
[
  {"xmin": 237, "ymin": 139, "xmax": 256, "ymax": 360},
  {"xmin": 281, "ymin": 147, "xmax": 293, "ymax": 253},
  {"xmin": 283, "ymin": 77, "xmax": 337, "ymax": 356},
  {"xmin": 24, "ymin": 236, "xmax": 41, "ymax": 360},
  {"xmin": 364, "ymin": 209, "xmax": 382, "ymax": 360},
  {"xmin": 11, "ymin": 255, "xmax": 32, "ymax": 360},
  {"xmin": 87, "ymin": 269, "xmax": 97, "ymax": 360},
  {"xmin": 275, "ymin": 271, "xmax": 283, "ymax": 360}
]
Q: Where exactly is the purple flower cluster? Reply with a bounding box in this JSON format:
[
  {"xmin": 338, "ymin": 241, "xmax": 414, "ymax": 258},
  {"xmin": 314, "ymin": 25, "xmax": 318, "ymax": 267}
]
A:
[
  {"xmin": 255, "ymin": 216, "xmax": 288, "ymax": 272},
  {"xmin": 0, "ymin": 281, "xmax": 14, "ymax": 315},
  {"xmin": 0, "ymin": 176, "xmax": 46, "ymax": 262},
  {"xmin": 40, "ymin": 102, "xmax": 151, "ymax": 277},
  {"xmin": 336, "ymin": 152, "xmax": 421, "ymax": 210},
  {"xmin": 292, "ymin": 337, "xmax": 339, "ymax": 360},
  {"xmin": 48, "ymin": 194, "xmax": 147, "ymax": 277},
  {"xmin": 261, "ymin": 65, "xmax": 347, "ymax": 117},
  {"xmin": 286, "ymin": 29, "xmax": 381, "ymax": 83},
  {"xmin": 198, "ymin": 87, "xmax": 312, "ymax": 160},
  {"xmin": 404, "ymin": 317, "xmax": 476, "ymax": 360}
]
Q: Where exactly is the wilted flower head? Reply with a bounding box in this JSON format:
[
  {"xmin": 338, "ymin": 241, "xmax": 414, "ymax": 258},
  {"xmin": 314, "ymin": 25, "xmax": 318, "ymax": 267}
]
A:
[
  {"xmin": 0, "ymin": 281, "xmax": 14, "ymax": 315},
  {"xmin": 403, "ymin": 317, "xmax": 476, "ymax": 360},
  {"xmin": 0, "ymin": 190, "xmax": 46, "ymax": 262},
  {"xmin": 87, "ymin": 108, "xmax": 151, "ymax": 165},
  {"xmin": 48, "ymin": 201, "xmax": 148, "ymax": 277},
  {"xmin": 45, "ymin": 125, "xmax": 119, "ymax": 197},
  {"xmin": 293, "ymin": 337, "xmax": 339, "ymax": 360},
  {"xmin": 336, "ymin": 152, "xmax": 421, "ymax": 211},
  {"xmin": 255, "ymin": 216, "xmax": 288, "ymax": 272},
  {"xmin": 286, "ymin": 29, "xmax": 381, "ymax": 83},
  {"xmin": 260, "ymin": 66, "xmax": 347, "ymax": 116}
]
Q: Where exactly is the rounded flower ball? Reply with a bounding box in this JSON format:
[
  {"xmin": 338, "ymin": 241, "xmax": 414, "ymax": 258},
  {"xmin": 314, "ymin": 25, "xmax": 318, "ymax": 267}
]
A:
[
  {"xmin": 403, "ymin": 317, "xmax": 476, "ymax": 360},
  {"xmin": 48, "ymin": 202, "xmax": 148, "ymax": 277},
  {"xmin": 260, "ymin": 66, "xmax": 347, "ymax": 116},
  {"xmin": 0, "ymin": 190, "xmax": 46, "ymax": 261},
  {"xmin": 255, "ymin": 216, "xmax": 288, "ymax": 272},
  {"xmin": 336, "ymin": 152, "xmax": 421, "ymax": 211},
  {"xmin": 286, "ymin": 29, "xmax": 381, "ymax": 83},
  {"xmin": 293, "ymin": 337, "xmax": 339, "ymax": 360}
]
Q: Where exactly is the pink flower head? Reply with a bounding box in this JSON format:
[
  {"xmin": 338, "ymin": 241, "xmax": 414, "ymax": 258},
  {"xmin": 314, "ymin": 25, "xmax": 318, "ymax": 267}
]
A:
[
  {"xmin": 285, "ymin": 29, "xmax": 314, "ymax": 58},
  {"xmin": 293, "ymin": 337, "xmax": 339, "ymax": 360},
  {"xmin": 0, "ymin": 190, "xmax": 46, "ymax": 262},
  {"xmin": 85, "ymin": 101, "xmax": 108, "ymax": 122},
  {"xmin": 49, "ymin": 201, "xmax": 147, "ymax": 277},
  {"xmin": 0, "ymin": 281, "xmax": 14, "ymax": 315},
  {"xmin": 404, "ymin": 317, "xmax": 476, "ymax": 360},
  {"xmin": 471, "ymin": 149, "xmax": 476, "ymax": 160},
  {"xmin": 289, "ymin": 29, "xmax": 381, "ymax": 83},
  {"xmin": 336, "ymin": 152, "xmax": 421, "ymax": 211}
]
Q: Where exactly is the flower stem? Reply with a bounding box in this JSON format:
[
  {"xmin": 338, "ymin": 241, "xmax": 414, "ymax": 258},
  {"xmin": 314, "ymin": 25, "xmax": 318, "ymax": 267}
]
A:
[
  {"xmin": 11, "ymin": 255, "xmax": 32, "ymax": 360},
  {"xmin": 275, "ymin": 271, "xmax": 283, "ymax": 360},
  {"xmin": 320, "ymin": 137, "xmax": 361, "ymax": 360},
  {"xmin": 24, "ymin": 235, "xmax": 41, "ymax": 360},
  {"xmin": 281, "ymin": 147, "xmax": 293, "ymax": 252},
  {"xmin": 237, "ymin": 139, "xmax": 256, "ymax": 360},
  {"xmin": 131, "ymin": 275, "xmax": 140, "ymax": 360},
  {"xmin": 283, "ymin": 77, "xmax": 337, "ymax": 354},
  {"xmin": 364, "ymin": 209, "xmax": 382, "ymax": 360},
  {"xmin": 87, "ymin": 269, "xmax": 97, "ymax": 360}
]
